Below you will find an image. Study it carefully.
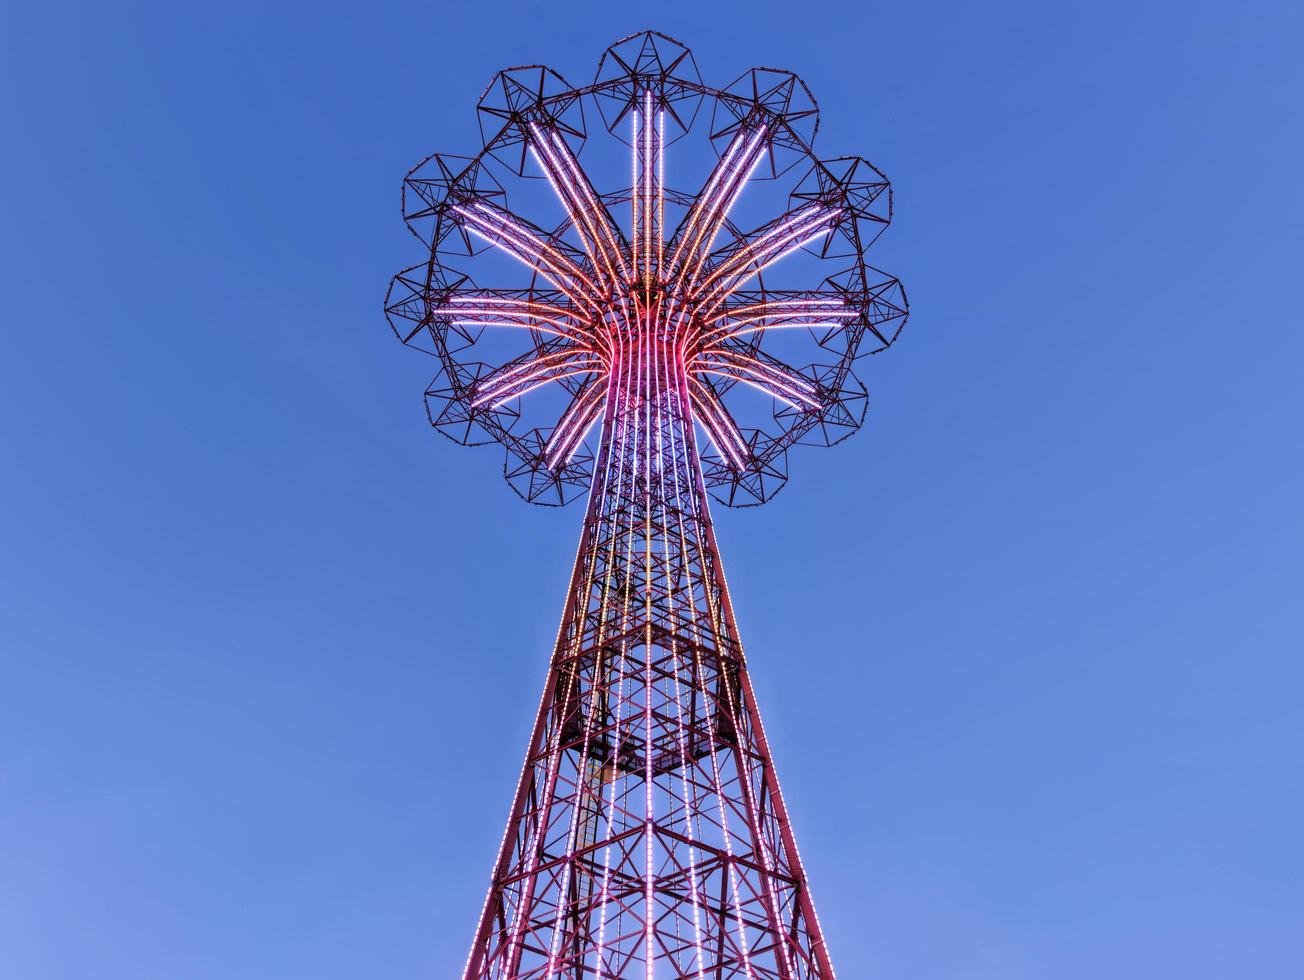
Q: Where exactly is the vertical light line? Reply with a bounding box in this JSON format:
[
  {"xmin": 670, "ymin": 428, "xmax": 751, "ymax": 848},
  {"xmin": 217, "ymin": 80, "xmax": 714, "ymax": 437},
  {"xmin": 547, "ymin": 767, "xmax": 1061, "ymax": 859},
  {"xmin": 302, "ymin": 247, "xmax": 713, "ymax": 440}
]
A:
[
  {"xmin": 543, "ymin": 381, "xmax": 627, "ymax": 973},
  {"xmin": 657, "ymin": 109, "xmax": 665, "ymax": 285},
  {"xmin": 655, "ymin": 312, "xmax": 708, "ymax": 976},
  {"xmin": 631, "ymin": 102, "xmax": 641, "ymax": 289},
  {"xmin": 543, "ymin": 335, "xmax": 629, "ymax": 977},
  {"xmin": 593, "ymin": 311, "xmax": 642, "ymax": 978},
  {"xmin": 641, "ymin": 299, "xmax": 656, "ymax": 980},
  {"xmin": 678, "ymin": 409, "xmax": 797, "ymax": 979},
  {"xmin": 665, "ymin": 339, "xmax": 756, "ymax": 977},
  {"xmin": 643, "ymin": 90, "xmax": 653, "ymax": 287},
  {"xmin": 492, "ymin": 335, "xmax": 624, "ymax": 977}
]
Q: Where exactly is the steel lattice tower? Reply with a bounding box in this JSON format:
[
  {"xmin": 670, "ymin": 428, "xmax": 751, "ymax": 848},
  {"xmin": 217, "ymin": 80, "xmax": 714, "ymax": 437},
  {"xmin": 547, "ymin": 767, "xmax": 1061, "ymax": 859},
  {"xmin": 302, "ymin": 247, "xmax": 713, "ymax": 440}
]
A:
[{"xmin": 386, "ymin": 32, "xmax": 907, "ymax": 978}]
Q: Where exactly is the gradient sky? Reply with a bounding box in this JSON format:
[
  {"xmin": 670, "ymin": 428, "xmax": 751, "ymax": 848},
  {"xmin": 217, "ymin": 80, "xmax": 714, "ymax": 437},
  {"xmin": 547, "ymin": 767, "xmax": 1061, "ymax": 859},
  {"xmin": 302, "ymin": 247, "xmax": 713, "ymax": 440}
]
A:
[{"xmin": 2, "ymin": 1, "xmax": 1301, "ymax": 978}]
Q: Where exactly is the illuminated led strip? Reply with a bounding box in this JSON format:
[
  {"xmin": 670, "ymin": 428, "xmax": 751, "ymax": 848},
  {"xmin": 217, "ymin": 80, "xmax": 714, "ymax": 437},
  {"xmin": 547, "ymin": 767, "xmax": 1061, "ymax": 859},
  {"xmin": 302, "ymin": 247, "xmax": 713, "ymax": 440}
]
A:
[
  {"xmin": 662, "ymin": 349, "xmax": 757, "ymax": 978},
  {"xmin": 692, "ymin": 351, "xmax": 821, "ymax": 412},
  {"xmin": 445, "ymin": 293, "xmax": 576, "ymax": 321},
  {"xmin": 694, "ymin": 207, "xmax": 833, "ymax": 310},
  {"xmin": 471, "ymin": 350, "xmax": 602, "ymax": 408},
  {"xmin": 642, "ymin": 94, "xmax": 651, "ymax": 284},
  {"xmin": 708, "ymin": 297, "xmax": 849, "ymax": 321},
  {"xmin": 697, "ymin": 349, "xmax": 817, "ymax": 395},
  {"xmin": 475, "ymin": 349, "xmax": 582, "ymax": 392},
  {"xmin": 665, "ymin": 124, "xmax": 751, "ymax": 275},
  {"xmin": 703, "ymin": 318, "xmax": 854, "ymax": 345},
  {"xmin": 691, "ymin": 369, "xmax": 813, "ymax": 412},
  {"xmin": 695, "ymin": 224, "xmax": 838, "ymax": 325},
  {"xmin": 550, "ymin": 383, "xmax": 605, "ymax": 463},
  {"xmin": 657, "ymin": 109, "xmax": 665, "ymax": 285},
  {"xmin": 650, "ymin": 321, "xmax": 708, "ymax": 975},
  {"xmin": 446, "ymin": 313, "xmax": 596, "ymax": 349},
  {"xmin": 592, "ymin": 322, "xmax": 646, "ymax": 978},
  {"xmin": 560, "ymin": 403, "xmax": 604, "ymax": 468},
  {"xmin": 443, "ymin": 294, "xmax": 604, "ymax": 354},
  {"xmin": 486, "ymin": 368, "xmax": 598, "ymax": 410},
  {"xmin": 545, "ymin": 380, "xmax": 606, "ymax": 468},
  {"xmin": 645, "ymin": 312, "xmax": 659, "ymax": 979},
  {"xmin": 674, "ymin": 415, "xmax": 798, "ymax": 979},
  {"xmin": 455, "ymin": 204, "xmax": 605, "ymax": 317},
  {"xmin": 698, "ymin": 299, "xmax": 855, "ymax": 345},
  {"xmin": 528, "ymin": 126, "xmax": 610, "ymax": 290},
  {"xmin": 548, "ymin": 130, "xmax": 631, "ymax": 282},
  {"xmin": 688, "ymin": 377, "xmax": 748, "ymax": 468},
  {"xmin": 681, "ymin": 129, "xmax": 769, "ymax": 295},
  {"xmin": 687, "ymin": 377, "xmax": 748, "ymax": 471},
  {"xmin": 665, "ymin": 126, "xmax": 769, "ymax": 348},
  {"xmin": 631, "ymin": 103, "xmax": 641, "ymax": 291},
  {"xmin": 504, "ymin": 335, "xmax": 636, "ymax": 978}
]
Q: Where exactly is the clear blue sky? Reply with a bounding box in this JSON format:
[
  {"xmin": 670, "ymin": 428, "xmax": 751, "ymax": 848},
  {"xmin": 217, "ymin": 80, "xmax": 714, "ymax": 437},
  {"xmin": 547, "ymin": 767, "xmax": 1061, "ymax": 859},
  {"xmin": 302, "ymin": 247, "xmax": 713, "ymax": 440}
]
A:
[{"xmin": 2, "ymin": 1, "xmax": 1300, "ymax": 977}]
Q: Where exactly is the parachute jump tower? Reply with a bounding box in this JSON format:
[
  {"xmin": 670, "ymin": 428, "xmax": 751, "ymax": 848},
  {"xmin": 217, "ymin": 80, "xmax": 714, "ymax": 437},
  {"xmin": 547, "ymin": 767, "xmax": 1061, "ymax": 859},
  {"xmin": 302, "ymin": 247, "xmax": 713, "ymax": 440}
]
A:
[{"xmin": 386, "ymin": 31, "xmax": 908, "ymax": 978}]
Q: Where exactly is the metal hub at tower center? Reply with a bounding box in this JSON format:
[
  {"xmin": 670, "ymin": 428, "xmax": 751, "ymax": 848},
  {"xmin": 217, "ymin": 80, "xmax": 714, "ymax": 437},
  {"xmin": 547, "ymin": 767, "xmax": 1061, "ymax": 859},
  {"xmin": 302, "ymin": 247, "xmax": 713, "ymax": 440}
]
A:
[{"xmin": 386, "ymin": 31, "xmax": 907, "ymax": 978}]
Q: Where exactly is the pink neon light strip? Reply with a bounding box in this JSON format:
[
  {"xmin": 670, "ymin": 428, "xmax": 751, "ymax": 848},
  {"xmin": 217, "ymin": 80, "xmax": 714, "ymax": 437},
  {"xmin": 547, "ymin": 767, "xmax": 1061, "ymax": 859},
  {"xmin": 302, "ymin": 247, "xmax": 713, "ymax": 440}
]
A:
[
  {"xmin": 471, "ymin": 350, "xmax": 601, "ymax": 408},
  {"xmin": 640, "ymin": 293, "xmax": 655, "ymax": 980},
  {"xmin": 681, "ymin": 128, "xmax": 769, "ymax": 292},
  {"xmin": 657, "ymin": 109, "xmax": 665, "ymax": 285},
  {"xmin": 693, "ymin": 368, "xmax": 820, "ymax": 412},
  {"xmin": 643, "ymin": 92, "xmax": 652, "ymax": 285},
  {"xmin": 695, "ymin": 224, "xmax": 837, "ymax": 324},
  {"xmin": 545, "ymin": 381, "xmax": 605, "ymax": 467},
  {"xmin": 688, "ymin": 378, "xmax": 748, "ymax": 471},
  {"xmin": 651, "ymin": 311, "xmax": 708, "ymax": 975},
  {"xmin": 484, "ymin": 368, "xmax": 599, "ymax": 410},
  {"xmin": 549, "ymin": 130, "xmax": 630, "ymax": 282},
  {"xmin": 697, "ymin": 348, "xmax": 818, "ymax": 396},
  {"xmin": 593, "ymin": 317, "xmax": 645, "ymax": 978},
  {"xmin": 667, "ymin": 413, "xmax": 757, "ymax": 974},
  {"xmin": 459, "ymin": 223, "xmax": 596, "ymax": 317},
  {"xmin": 665, "ymin": 123, "xmax": 750, "ymax": 275},
  {"xmin": 631, "ymin": 104, "xmax": 640, "ymax": 290},
  {"xmin": 455, "ymin": 204, "xmax": 605, "ymax": 316},
  {"xmin": 528, "ymin": 122, "xmax": 626, "ymax": 300},
  {"xmin": 696, "ymin": 206, "xmax": 829, "ymax": 295}
]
